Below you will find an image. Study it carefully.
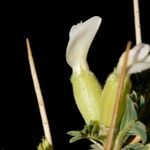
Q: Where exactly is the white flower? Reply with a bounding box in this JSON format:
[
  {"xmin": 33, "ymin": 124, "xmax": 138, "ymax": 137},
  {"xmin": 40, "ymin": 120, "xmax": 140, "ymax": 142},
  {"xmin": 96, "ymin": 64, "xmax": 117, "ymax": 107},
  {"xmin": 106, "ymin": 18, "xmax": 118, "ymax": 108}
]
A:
[
  {"xmin": 117, "ymin": 43, "xmax": 150, "ymax": 74},
  {"xmin": 65, "ymin": 16, "xmax": 102, "ymax": 124},
  {"xmin": 66, "ymin": 16, "xmax": 102, "ymax": 74}
]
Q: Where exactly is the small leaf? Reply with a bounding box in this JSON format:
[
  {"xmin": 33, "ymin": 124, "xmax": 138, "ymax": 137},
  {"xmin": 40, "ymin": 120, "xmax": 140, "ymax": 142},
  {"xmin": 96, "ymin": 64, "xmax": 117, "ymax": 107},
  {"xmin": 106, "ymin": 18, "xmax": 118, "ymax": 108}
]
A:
[
  {"xmin": 120, "ymin": 95, "xmax": 138, "ymax": 130},
  {"xmin": 129, "ymin": 121, "xmax": 147, "ymax": 144},
  {"xmin": 67, "ymin": 131, "xmax": 82, "ymax": 137},
  {"xmin": 115, "ymin": 121, "xmax": 135, "ymax": 147},
  {"xmin": 130, "ymin": 91, "xmax": 138, "ymax": 100},
  {"xmin": 130, "ymin": 91, "xmax": 145, "ymax": 113},
  {"xmin": 139, "ymin": 95, "xmax": 145, "ymax": 110},
  {"xmin": 67, "ymin": 121, "xmax": 106, "ymax": 144},
  {"xmin": 91, "ymin": 121, "xmax": 100, "ymax": 135},
  {"xmin": 69, "ymin": 135, "xmax": 84, "ymax": 143},
  {"xmin": 67, "ymin": 131, "xmax": 83, "ymax": 143},
  {"xmin": 122, "ymin": 143, "xmax": 148, "ymax": 150}
]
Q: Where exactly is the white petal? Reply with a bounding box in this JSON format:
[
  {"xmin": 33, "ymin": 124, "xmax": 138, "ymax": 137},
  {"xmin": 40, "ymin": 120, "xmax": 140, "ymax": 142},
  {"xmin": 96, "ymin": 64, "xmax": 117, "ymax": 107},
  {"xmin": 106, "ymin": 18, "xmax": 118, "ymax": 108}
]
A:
[
  {"xmin": 128, "ymin": 62, "xmax": 150, "ymax": 74},
  {"xmin": 66, "ymin": 16, "xmax": 102, "ymax": 73},
  {"xmin": 127, "ymin": 43, "xmax": 150, "ymax": 66},
  {"xmin": 117, "ymin": 43, "xmax": 150, "ymax": 74}
]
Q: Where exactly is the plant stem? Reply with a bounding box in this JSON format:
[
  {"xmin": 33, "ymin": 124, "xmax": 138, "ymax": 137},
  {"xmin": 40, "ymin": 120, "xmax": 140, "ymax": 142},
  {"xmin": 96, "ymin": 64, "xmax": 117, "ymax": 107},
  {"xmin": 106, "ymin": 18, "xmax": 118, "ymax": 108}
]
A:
[
  {"xmin": 112, "ymin": 140, "xmax": 122, "ymax": 150},
  {"xmin": 133, "ymin": 0, "xmax": 142, "ymax": 44},
  {"xmin": 130, "ymin": 135, "xmax": 141, "ymax": 144},
  {"xmin": 26, "ymin": 38, "xmax": 53, "ymax": 147},
  {"xmin": 104, "ymin": 41, "xmax": 131, "ymax": 150}
]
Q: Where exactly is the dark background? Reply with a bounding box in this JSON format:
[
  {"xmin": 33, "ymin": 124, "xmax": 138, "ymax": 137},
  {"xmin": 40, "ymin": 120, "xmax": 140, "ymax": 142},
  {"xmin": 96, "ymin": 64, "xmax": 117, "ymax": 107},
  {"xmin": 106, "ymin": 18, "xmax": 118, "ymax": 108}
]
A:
[{"xmin": 0, "ymin": 0, "xmax": 150, "ymax": 149}]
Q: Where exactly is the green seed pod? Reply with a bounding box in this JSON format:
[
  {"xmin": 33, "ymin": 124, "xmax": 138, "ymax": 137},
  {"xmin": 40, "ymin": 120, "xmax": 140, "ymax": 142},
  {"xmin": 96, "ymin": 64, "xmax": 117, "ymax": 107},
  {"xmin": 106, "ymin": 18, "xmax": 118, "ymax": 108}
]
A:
[
  {"xmin": 71, "ymin": 69, "xmax": 102, "ymax": 124},
  {"xmin": 99, "ymin": 70, "xmax": 131, "ymax": 127}
]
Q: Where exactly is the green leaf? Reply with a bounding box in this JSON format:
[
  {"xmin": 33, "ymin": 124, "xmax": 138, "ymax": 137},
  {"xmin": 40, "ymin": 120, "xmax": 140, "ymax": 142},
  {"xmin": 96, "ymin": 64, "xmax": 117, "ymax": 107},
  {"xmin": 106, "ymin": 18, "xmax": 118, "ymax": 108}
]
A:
[
  {"xmin": 116, "ymin": 121, "xmax": 135, "ymax": 145},
  {"xmin": 130, "ymin": 91, "xmax": 145, "ymax": 114},
  {"xmin": 129, "ymin": 121, "xmax": 147, "ymax": 144},
  {"xmin": 122, "ymin": 143, "xmax": 148, "ymax": 150},
  {"xmin": 67, "ymin": 131, "xmax": 83, "ymax": 143},
  {"xmin": 120, "ymin": 95, "xmax": 138, "ymax": 130},
  {"xmin": 67, "ymin": 121, "xmax": 106, "ymax": 144},
  {"xmin": 67, "ymin": 130, "xmax": 82, "ymax": 137},
  {"xmin": 69, "ymin": 135, "xmax": 84, "ymax": 143},
  {"xmin": 139, "ymin": 95, "xmax": 145, "ymax": 110},
  {"xmin": 116, "ymin": 93, "xmax": 147, "ymax": 148}
]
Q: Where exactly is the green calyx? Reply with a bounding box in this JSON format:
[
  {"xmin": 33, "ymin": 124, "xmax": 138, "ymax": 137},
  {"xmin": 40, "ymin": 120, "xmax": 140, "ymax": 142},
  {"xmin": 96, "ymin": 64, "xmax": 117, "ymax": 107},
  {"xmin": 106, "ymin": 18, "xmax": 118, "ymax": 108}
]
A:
[
  {"xmin": 71, "ymin": 68, "xmax": 131, "ymax": 127},
  {"xmin": 71, "ymin": 69, "xmax": 102, "ymax": 124},
  {"xmin": 99, "ymin": 70, "xmax": 131, "ymax": 127}
]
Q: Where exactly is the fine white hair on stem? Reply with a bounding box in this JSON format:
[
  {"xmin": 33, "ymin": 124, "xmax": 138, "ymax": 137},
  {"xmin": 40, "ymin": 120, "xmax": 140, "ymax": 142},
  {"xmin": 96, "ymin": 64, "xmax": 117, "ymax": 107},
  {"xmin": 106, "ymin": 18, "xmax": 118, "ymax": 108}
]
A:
[
  {"xmin": 133, "ymin": 0, "xmax": 142, "ymax": 44},
  {"xmin": 26, "ymin": 38, "xmax": 53, "ymax": 146}
]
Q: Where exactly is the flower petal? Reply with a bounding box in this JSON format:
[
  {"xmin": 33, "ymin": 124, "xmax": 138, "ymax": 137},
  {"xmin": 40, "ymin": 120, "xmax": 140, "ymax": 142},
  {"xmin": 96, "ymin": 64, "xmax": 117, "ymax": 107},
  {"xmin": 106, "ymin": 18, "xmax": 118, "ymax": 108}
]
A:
[
  {"xmin": 66, "ymin": 16, "xmax": 102, "ymax": 73},
  {"xmin": 117, "ymin": 43, "xmax": 150, "ymax": 74}
]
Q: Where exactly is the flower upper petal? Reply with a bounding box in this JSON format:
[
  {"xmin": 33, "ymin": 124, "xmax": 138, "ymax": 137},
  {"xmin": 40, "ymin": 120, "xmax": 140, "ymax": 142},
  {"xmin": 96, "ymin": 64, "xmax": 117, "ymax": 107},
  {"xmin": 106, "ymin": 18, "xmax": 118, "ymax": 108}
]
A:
[{"xmin": 66, "ymin": 16, "xmax": 102, "ymax": 73}]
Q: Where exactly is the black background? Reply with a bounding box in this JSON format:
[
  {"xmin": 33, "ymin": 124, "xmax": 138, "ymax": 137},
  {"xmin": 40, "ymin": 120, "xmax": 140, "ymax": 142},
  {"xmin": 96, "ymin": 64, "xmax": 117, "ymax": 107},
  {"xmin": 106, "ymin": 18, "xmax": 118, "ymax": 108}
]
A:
[{"xmin": 0, "ymin": 0, "xmax": 150, "ymax": 149}]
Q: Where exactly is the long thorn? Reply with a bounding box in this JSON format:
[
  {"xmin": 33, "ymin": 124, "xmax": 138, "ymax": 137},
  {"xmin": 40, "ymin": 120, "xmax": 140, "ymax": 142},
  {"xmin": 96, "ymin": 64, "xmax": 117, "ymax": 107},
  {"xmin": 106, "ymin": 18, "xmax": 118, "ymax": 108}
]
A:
[
  {"xmin": 104, "ymin": 41, "xmax": 131, "ymax": 150},
  {"xmin": 133, "ymin": 0, "xmax": 142, "ymax": 44},
  {"xmin": 26, "ymin": 38, "xmax": 53, "ymax": 146}
]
